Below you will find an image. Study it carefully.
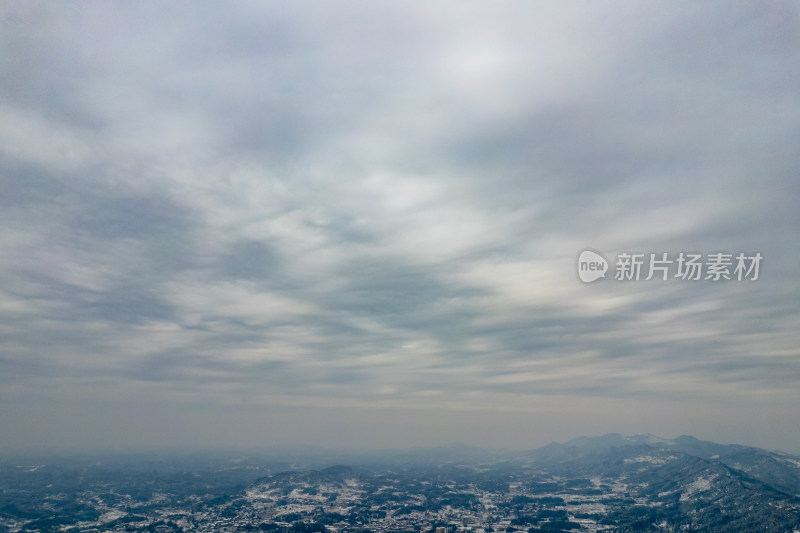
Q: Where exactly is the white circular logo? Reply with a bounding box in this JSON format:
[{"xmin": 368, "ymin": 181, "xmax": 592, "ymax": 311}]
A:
[{"xmin": 577, "ymin": 249, "xmax": 608, "ymax": 283}]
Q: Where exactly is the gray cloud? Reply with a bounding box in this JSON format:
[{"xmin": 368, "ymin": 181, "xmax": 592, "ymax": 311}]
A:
[{"xmin": 0, "ymin": 0, "xmax": 798, "ymax": 453}]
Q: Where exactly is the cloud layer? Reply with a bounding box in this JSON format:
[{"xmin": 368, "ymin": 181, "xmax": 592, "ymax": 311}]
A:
[{"xmin": 1, "ymin": 1, "xmax": 799, "ymax": 452}]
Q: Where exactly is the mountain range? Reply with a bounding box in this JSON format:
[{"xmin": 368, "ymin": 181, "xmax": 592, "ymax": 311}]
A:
[{"xmin": 2, "ymin": 434, "xmax": 800, "ymax": 532}]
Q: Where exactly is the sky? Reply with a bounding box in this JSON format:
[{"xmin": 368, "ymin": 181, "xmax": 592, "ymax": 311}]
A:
[{"xmin": 1, "ymin": 1, "xmax": 799, "ymax": 455}]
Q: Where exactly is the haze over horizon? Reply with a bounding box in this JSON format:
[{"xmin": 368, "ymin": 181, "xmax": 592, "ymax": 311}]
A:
[{"xmin": 1, "ymin": 1, "xmax": 799, "ymax": 455}]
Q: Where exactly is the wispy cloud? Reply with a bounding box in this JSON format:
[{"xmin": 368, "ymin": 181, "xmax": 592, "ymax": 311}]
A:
[{"xmin": 1, "ymin": 1, "xmax": 798, "ymax": 452}]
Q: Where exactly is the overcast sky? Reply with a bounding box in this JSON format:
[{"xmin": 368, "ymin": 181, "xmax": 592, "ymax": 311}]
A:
[{"xmin": 1, "ymin": 1, "xmax": 799, "ymax": 454}]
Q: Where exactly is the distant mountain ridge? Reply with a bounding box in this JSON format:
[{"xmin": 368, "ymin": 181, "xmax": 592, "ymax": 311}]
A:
[{"xmin": 529, "ymin": 433, "xmax": 800, "ymax": 498}]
